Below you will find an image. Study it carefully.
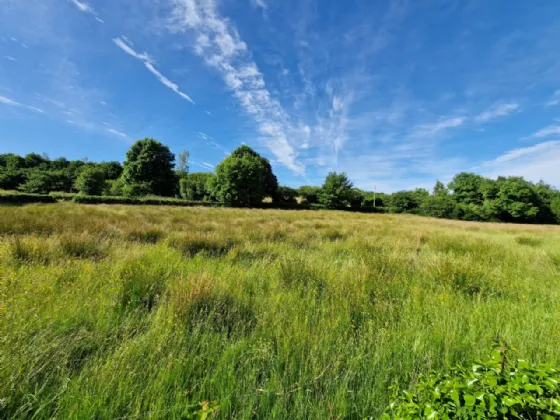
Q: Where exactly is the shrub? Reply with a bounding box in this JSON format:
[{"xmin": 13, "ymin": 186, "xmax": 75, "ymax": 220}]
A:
[
  {"xmin": 121, "ymin": 182, "xmax": 152, "ymax": 198},
  {"xmin": 0, "ymin": 192, "xmax": 56, "ymax": 204},
  {"xmin": 180, "ymin": 172, "xmax": 215, "ymax": 201},
  {"xmin": 74, "ymin": 166, "xmax": 106, "ymax": 196},
  {"xmin": 384, "ymin": 343, "xmax": 560, "ymax": 419}
]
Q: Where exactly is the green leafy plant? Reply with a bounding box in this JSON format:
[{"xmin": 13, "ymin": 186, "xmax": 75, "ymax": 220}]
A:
[{"xmin": 384, "ymin": 342, "xmax": 560, "ymax": 419}]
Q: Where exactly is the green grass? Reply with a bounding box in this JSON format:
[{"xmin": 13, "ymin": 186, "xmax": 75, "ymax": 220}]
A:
[{"xmin": 1, "ymin": 203, "xmax": 559, "ymax": 419}]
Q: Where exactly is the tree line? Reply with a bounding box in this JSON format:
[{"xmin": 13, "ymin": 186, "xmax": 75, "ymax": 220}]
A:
[{"xmin": 1, "ymin": 138, "xmax": 559, "ymax": 224}]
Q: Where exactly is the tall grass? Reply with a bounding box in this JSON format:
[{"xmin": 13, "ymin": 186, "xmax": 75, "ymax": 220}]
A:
[{"xmin": 1, "ymin": 203, "xmax": 559, "ymax": 419}]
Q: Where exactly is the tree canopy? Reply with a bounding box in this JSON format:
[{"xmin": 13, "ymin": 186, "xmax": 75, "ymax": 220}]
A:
[
  {"xmin": 211, "ymin": 145, "xmax": 278, "ymax": 207},
  {"xmin": 122, "ymin": 138, "xmax": 177, "ymax": 197},
  {"xmin": 319, "ymin": 172, "xmax": 353, "ymax": 209}
]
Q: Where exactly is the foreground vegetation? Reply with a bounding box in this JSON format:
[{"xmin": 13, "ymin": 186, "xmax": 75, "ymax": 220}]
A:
[{"xmin": 1, "ymin": 204, "xmax": 559, "ymax": 418}]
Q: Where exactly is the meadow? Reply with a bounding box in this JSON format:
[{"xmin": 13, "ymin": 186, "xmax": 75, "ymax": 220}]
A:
[{"xmin": 1, "ymin": 203, "xmax": 559, "ymax": 419}]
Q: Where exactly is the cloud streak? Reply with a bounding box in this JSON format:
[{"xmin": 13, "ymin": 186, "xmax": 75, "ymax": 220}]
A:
[
  {"xmin": 475, "ymin": 103, "xmax": 520, "ymax": 123},
  {"xmin": 113, "ymin": 37, "xmax": 195, "ymax": 104},
  {"xmin": 167, "ymin": 0, "xmax": 305, "ymax": 174},
  {"xmin": 68, "ymin": 0, "xmax": 104, "ymax": 23},
  {"xmin": 0, "ymin": 95, "xmax": 45, "ymax": 114}
]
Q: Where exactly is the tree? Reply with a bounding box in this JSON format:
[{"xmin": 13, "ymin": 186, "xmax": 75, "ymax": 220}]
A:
[
  {"xmin": 121, "ymin": 138, "xmax": 177, "ymax": 197},
  {"xmin": 448, "ymin": 173, "xmax": 487, "ymax": 205},
  {"xmin": 389, "ymin": 191, "xmax": 423, "ymax": 214},
  {"xmin": 230, "ymin": 145, "xmax": 278, "ymax": 199},
  {"xmin": 298, "ymin": 186, "xmax": 321, "ymax": 204},
  {"xmin": 319, "ymin": 172, "xmax": 353, "ymax": 209},
  {"xmin": 277, "ymin": 186, "xmax": 298, "ymax": 203},
  {"xmin": 175, "ymin": 150, "xmax": 190, "ymax": 179},
  {"xmin": 180, "ymin": 172, "xmax": 215, "ymax": 201},
  {"xmin": 211, "ymin": 145, "xmax": 278, "ymax": 207},
  {"xmin": 74, "ymin": 166, "xmax": 106, "ymax": 195},
  {"xmin": 18, "ymin": 171, "xmax": 60, "ymax": 194},
  {"xmin": 98, "ymin": 161, "xmax": 123, "ymax": 180},
  {"xmin": 487, "ymin": 177, "xmax": 542, "ymax": 223},
  {"xmin": 349, "ymin": 188, "xmax": 364, "ymax": 208},
  {"xmin": 420, "ymin": 195, "xmax": 458, "ymax": 219},
  {"xmin": 433, "ymin": 180, "xmax": 448, "ymax": 196},
  {"xmin": 24, "ymin": 153, "xmax": 48, "ymax": 169}
]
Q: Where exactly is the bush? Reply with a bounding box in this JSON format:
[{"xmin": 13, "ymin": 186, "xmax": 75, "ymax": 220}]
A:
[
  {"xmin": 384, "ymin": 343, "xmax": 560, "ymax": 419},
  {"xmin": 420, "ymin": 195, "xmax": 459, "ymax": 219},
  {"xmin": 121, "ymin": 182, "xmax": 152, "ymax": 198},
  {"xmin": 0, "ymin": 192, "xmax": 56, "ymax": 204},
  {"xmin": 74, "ymin": 167, "xmax": 106, "ymax": 196},
  {"xmin": 180, "ymin": 172, "xmax": 215, "ymax": 201},
  {"xmin": 72, "ymin": 195, "xmax": 223, "ymax": 207}
]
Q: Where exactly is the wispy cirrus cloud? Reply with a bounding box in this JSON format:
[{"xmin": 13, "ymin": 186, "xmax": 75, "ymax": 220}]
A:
[
  {"xmin": 198, "ymin": 132, "xmax": 230, "ymax": 155},
  {"xmin": 167, "ymin": 0, "xmax": 305, "ymax": 174},
  {"xmin": 3, "ymin": 56, "xmax": 17, "ymax": 61},
  {"xmin": 113, "ymin": 37, "xmax": 195, "ymax": 104},
  {"xmin": 527, "ymin": 125, "xmax": 560, "ymax": 139},
  {"xmin": 68, "ymin": 0, "xmax": 104, "ymax": 23},
  {"xmin": 0, "ymin": 94, "xmax": 45, "ymax": 114},
  {"xmin": 545, "ymin": 90, "xmax": 560, "ymax": 108},
  {"xmin": 474, "ymin": 103, "xmax": 520, "ymax": 123},
  {"xmin": 107, "ymin": 128, "xmax": 129, "ymax": 139},
  {"xmin": 480, "ymin": 140, "xmax": 560, "ymax": 185}
]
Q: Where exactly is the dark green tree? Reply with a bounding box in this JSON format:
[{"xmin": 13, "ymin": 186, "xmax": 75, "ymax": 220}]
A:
[
  {"xmin": 448, "ymin": 173, "xmax": 487, "ymax": 205},
  {"xmin": 74, "ymin": 166, "xmax": 106, "ymax": 195},
  {"xmin": 389, "ymin": 191, "xmax": 423, "ymax": 214},
  {"xmin": 121, "ymin": 138, "xmax": 177, "ymax": 197},
  {"xmin": 98, "ymin": 161, "xmax": 123, "ymax": 180},
  {"xmin": 319, "ymin": 172, "xmax": 353, "ymax": 209},
  {"xmin": 211, "ymin": 145, "xmax": 278, "ymax": 206},
  {"xmin": 420, "ymin": 195, "xmax": 458, "ymax": 219}
]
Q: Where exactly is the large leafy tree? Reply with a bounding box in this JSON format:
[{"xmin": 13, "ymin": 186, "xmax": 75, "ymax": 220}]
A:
[
  {"xmin": 487, "ymin": 177, "xmax": 543, "ymax": 223},
  {"xmin": 448, "ymin": 172, "xmax": 487, "ymax": 205},
  {"xmin": 211, "ymin": 145, "xmax": 278, "ymax": 207},
  {"xmin": 319, "ymin": 172, "xmax": 353, "ymax": 209},
  {"xmin": 121, "ymin": 138, "xmax": 177, "ymax": 197}
]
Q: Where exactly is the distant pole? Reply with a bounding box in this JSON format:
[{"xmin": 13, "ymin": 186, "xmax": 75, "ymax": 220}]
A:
[{"xmin": 373, "ymin": 185, "xmax": 376, "ymax": 208}]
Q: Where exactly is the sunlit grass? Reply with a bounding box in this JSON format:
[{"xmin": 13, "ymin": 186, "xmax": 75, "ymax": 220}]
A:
[{"xmin": 1, "ymin": 203, "xmax": 559, "ymax": 419}]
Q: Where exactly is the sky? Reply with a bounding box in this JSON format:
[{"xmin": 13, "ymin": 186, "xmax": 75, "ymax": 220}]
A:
[{"xmin": 1, "ymin": 0, "xmax": 560, "ymax": 192}]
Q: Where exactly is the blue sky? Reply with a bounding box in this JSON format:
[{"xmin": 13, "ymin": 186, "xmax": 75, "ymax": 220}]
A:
[{"xmin": 1, "ymin": 0, "xmax": 560, "ymax": 192}]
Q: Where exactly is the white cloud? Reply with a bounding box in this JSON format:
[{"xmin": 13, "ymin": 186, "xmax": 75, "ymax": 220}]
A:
[
  {"xmin": 167, "ymin": 0, "xmax": 305, "ymax": 174},
  {"xmin": 546, "ymin": 99, "xmax": 560, "ymax": 107},
  {"xmin": 475, "ymin": 103, "xmax": 520, "ymax": 122},
  {"xmin": 413, "ymin": 116, "xmax": 467, "ymax": 137},
  {"xmin": 481, "ymin": 140, "xmax": 560, "ymax": 185},
  {"xmin": 252, "ymin": 0, "xmax": 267, "ymax": 9},
  {"xmin": 113, "ymin": 38, "xmax": 153, "ymax": 62},
  {"xmin": 0, "ymin": 95, "xmax": 21, "ymax": 106},
  {"xmin": 107, "ymin": 128, "xmax": 129, "ymax": 138},
  {"xmin": 528, "ymin": 125, "xmax": 560, "ymax": 138},
  {"xmin": 3, "ymin": 56, "xmax": 17, "ymax": 61},
  {"xmin": 68, "ymin": 0, "xmax": 104, "ymax": 23},
  {"xmin": 0, "ymin": 94, "xmax": 45, "ymax": 114},
  {"xmin": 113, "ymin": 37, "xmax": 194, "ymax": 104}
]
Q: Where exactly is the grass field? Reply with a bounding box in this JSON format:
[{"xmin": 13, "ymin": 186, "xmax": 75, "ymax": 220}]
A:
[{"xmin": 1, "ymin": 204, "xmax": 559, "ymax": 419}]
